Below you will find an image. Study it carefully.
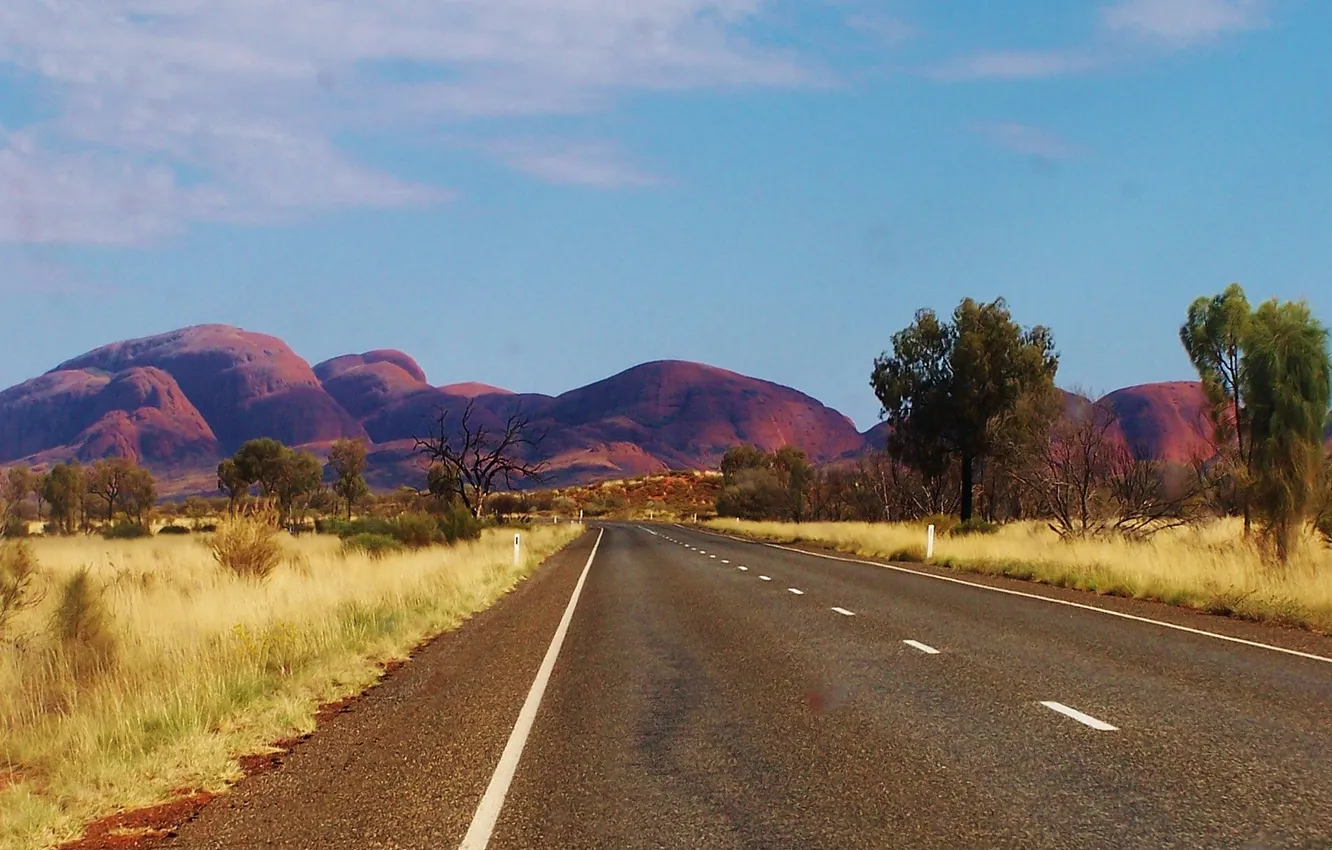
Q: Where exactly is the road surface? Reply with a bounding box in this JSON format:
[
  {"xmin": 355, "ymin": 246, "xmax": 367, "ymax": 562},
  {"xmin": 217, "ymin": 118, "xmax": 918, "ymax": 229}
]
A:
[{"xmin": 160, "ymin": 523, "xmax": 1332, "ymax": 849}]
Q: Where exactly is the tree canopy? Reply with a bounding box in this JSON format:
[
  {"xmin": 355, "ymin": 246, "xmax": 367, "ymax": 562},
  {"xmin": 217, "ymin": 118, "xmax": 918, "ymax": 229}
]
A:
[{"xmin": 871, "ymin": 297, "xmax": 1058, "ymax": 521}]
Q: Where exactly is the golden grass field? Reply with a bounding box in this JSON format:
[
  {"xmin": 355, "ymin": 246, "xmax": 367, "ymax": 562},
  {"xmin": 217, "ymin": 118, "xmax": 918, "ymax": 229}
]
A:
[
  {"xmin": 0, "ymin": 524, "xmax": 583, "ymax": 850},
  {"xmin": 705, "ymin": 518, "xmax": 1332, "ymax": 633}
]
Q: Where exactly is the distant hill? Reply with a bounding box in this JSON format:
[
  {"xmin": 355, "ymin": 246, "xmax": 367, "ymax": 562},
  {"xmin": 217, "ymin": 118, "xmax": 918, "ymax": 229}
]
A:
[{"xmin": 0, "ymin": 324, "xmax": 1228, "ymax": 494}]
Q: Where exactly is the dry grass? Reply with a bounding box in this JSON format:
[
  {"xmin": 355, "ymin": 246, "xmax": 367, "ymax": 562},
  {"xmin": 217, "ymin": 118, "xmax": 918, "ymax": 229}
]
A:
[
  {"xmin": 0, "ymin": 525, "xmax": 583, "ymax": 850},
  {"xmin": 705, "ymin": 518, "xmax": 1332, "ymax": 632}
]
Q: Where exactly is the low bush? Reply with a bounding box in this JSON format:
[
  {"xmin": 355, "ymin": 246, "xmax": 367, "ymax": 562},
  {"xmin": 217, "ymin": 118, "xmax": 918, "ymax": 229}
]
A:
[
  {"xmin": 157, "ymin": 524, "xmax": 192, "ymax": 535},
  {"xmin": 321, "ymin": 510, "xmax": 480, "ymax": 549},
  {"xmin": 102, "ymin": 522, "xmax": 151, "ymax": 540},
  {"xmin": 395, "ymin": 513, "xmax": 443, "ymax": 548},
  {"xmin": 2, "ymin": 517, "xmax": 28, "ymax": 538},
  {"xmin": 341, "ymin": 533, "xmax": 406, "ymax": 559},
  {"xmin": 438, "ymin": 503, "xmax": 482, "ymax": 544}
]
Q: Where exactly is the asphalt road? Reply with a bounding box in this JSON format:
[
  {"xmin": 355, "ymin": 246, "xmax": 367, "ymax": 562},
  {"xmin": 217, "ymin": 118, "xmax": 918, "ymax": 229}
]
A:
[{"xmin": 161, "ymin": 523, "xmax": 1332, "ymax": 849}]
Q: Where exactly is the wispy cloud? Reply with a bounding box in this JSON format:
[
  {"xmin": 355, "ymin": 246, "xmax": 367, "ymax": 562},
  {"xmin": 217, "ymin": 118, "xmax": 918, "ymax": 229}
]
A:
[
  {"xmin": 934, "ymin": 0, "xmax": 1270, "ymax": 82},
  {"xmin": 974, "ymin": 122, "xmax": 1084, "ymax": 160},
  {"xmin": 931, "ymin": 49, "xmax": 1106, "ymax": 81},
  {"xmin": 480, "ymin": 139, "xmax": 665, "ymax": 189},
  {"xmin": 0, "ymin": 1, "xmax": 819, "ymax": 245},
  {"xmin": 1101, "ymin": 0, "xmax": 1270, "ymax": 47},
  {"xmin": 846, "ymin": 13, "xmax": 918, "ymax": 48}
]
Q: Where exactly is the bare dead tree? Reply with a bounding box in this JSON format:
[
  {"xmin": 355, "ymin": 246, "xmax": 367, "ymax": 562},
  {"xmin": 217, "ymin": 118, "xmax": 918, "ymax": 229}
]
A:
[
  {"xmin": 413, "ymin": 399, "xmax": 547, "ymax": 518},
  {"xmin": 1016, "ymin": 393, "xmax": 1199, "ymax": 539}
]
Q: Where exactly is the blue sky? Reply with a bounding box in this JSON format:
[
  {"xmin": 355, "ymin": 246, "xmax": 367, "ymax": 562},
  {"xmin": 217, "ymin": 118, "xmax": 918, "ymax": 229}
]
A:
[{"xmin": 1, "ymin": 0, "xmax": 1328, "ymax": 429}]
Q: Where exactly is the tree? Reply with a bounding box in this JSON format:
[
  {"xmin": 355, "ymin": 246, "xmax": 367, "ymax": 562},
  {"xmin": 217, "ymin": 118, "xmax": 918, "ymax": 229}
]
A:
[
  {"xmin": 1181, "ymin": 283, "xmax": 1255, "ymax": 533},
  {"xmin": 183, "ymin": 496, "xmax": 210, "ymax": 529},
  {"xmin": 43, "ymin": 462, "xmax": 85, "ymax": 535},
  {"xmin": 1243, "ymin": 299, "xmax": 1332, "ymax": 562},
  {"xmin": 217, "ymin": 458, "xmax": 248, "ymax": 515},
  {"xmin": 123, "ymin": 467, "xmax": 157, "ymax": 526},
  {"xmin": 327, "ymin": 439, "xmax": 370, "ymax": 520},
  {"xmin": 87, "ymin": 458, "xmax": 134, "ymax": 521},
  {"xmin": 1015, "ymin": 393, "xmax": 1198, "ymax": 539},
  {"xmin": 273, "ymin": 451, "xmax": 322, "ymax": 526},
  {"xmin": 413, "ymin": 399, "xmax": 547, "ymax": 518},
  {"xmin": 221, "ymin": 440, "xmax": 322, "ymax": 526},
  {"xmin": 2, "ymin": 466, "xmax": 34, "ymax": 529},
  {"xmin": 772, "ymin": 446, "xmax": 813, "ymax": 523},
  {"xmin": 871, "ymin": 297, "xmax": 1059, "ymax": 521}
]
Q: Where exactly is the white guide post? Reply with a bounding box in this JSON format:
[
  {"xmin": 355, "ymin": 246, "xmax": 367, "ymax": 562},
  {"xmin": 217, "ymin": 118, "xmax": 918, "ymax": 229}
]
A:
[
  {"xmin": 514, "ymin": 533, "xmax": 521, "ymax": 566},
  {"xmin": 926, "ymin": 524, "xmax": 935, "ymax": 560}
]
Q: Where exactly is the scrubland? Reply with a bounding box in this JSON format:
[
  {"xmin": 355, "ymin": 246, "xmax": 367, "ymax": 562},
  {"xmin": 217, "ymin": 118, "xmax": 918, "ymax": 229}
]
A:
[
  {"xmin": 705, "ymin": 518, "xmax": 1332, "ymax": 633},
  {"xmin": 0, "ymin": 524, "xmax": 582, "ymax": 850}
]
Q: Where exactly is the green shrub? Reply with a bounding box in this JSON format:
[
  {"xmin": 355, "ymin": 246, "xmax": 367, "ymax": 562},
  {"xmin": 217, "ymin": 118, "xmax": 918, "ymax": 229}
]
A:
[
  {"xmin": 157, "ymin": 524, "xmax": 191, "ymax": 535},
  {"xmin": 950, "ymin": 519, "xmax": 1000, "ymax": 537},
  {"xmin": 52, "ymin": 568, "xmax": 118, "ymax": 680},
  {"xmin": 342, "ymin": 533, "xmax": 406, "ymax": 559},
  {"xmin": 102, "ymin": 522, "xmax": 151, "ymax": 540},
  {"xmin": 2, "ymin": 517, "xmax": 28, "ymax": 538},
  {"xmin": 437, "ymin": 503, "xmax": 482, "ymax": 544},
  {"xmin": 394, "ymin": 513, "xmax": 442, "ymax": 548}
]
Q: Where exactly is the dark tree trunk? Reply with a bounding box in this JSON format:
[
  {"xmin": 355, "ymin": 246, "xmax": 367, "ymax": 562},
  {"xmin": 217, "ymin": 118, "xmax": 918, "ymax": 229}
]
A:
[{"xmin": 960, "ymin": 454, "xmax": 975, "ymax": 521}]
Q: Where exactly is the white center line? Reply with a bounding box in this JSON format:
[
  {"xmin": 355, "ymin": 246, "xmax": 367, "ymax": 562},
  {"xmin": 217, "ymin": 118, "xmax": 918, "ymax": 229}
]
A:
[
  {"xmin": 903, "ymin": 639, "xmax": 940, "ymax": 655},
  {"xmin": 721, "ymin": 559, "xmax": 730, "ymax": 564},
  {"xmin": 759, "ymin": 575, "xmax": 772, "ymax": 581},
  {"xmin": 738, "ymin": 566, "xmax": 748, "ymax": 571},
  {"xmin": 831, "ymin": 607, "xmax": 856, "ymax": 617},
  {"xmin": 1039, "ymin": 701, "xmax": 1117, "ymax": 731},
  {"xmin": 709, "ymin": 555, "xmax": 717, "ymax": 559},
  {"xmin": 458, "ymin": 529, "xmax": 604, "ymax": 850},
  {"xmin": 788, "ymin": 588, "xmax": 804, "ymax": 595}
]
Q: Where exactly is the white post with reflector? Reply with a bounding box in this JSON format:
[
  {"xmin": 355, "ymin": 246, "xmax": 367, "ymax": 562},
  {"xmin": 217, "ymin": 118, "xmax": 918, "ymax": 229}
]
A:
[
  {"xmin": 514, "ymin": 533, "xmax": 521, "ymax": 566},
  {"xmin": 926, "ymin": 525, "xmax": 935, "ymax": 560}
]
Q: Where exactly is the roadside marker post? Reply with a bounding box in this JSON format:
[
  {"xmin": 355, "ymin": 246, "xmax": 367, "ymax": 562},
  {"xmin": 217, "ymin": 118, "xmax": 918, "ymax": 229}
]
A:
[
  {"xmin": 514, "ymin": 533, "xmax": 521, "ymax": 566},
  {"xmin": 578, "ymin": 510, "xmax": 583, "ymax": 524},
  {"xmin": 926, "ymin": 525, "xmax": 935, "ymax": 560}
]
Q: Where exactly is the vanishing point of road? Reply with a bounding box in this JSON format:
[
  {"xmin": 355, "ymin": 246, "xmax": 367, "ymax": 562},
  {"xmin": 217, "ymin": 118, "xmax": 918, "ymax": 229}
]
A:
[{"xmin": 158, "ymin": 524, "xmax": 1332, "ymax": 849}]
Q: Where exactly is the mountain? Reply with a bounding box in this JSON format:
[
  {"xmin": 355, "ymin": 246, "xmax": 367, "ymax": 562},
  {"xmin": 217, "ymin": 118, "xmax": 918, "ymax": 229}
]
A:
[{"xmin": 0, "ymin": 324, "xmax": 1228, "ymax": 493}]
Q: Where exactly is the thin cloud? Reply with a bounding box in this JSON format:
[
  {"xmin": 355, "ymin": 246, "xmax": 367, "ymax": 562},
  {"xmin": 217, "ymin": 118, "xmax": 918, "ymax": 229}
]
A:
[
  {"xmin": 846, "ymin": 13, "xmax": 918, "ymax": 48},
  {"xmin": 934, "ymin": 0, "xmax": 1270, "ymax": 82},
  {"xmin": 481, "ymin": 139, "xmax": 666, "ymax": 189},
  {"xmin": 1101, "ymin": 0, "xmax": 1270, "ymax": 47},
  {"xmin": 0, "ymin": 1, "xmax": 820, "ymax": 245},
  {"xmin": 931, "ymin": 49, "xmax": 1107, "ymax": 81},
  {"xmin": 974, "ymin": 122, "xmax": 1084, "ymax": 160}
]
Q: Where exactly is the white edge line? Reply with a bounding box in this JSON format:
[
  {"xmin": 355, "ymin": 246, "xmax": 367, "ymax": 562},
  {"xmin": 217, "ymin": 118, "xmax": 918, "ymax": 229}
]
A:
[
  {"xmin": 1040, "ymin": 701, "xmax": 1117, "ymax": 731},
  {"xmin": 706, "ymin": 536, "xmax": 1332, "ymax": 666},
  {"xmin": 903, "ymin": 639, "xmax": 940, "ymax": 655},
  {"xmin": 831, "ymin": 607, "xmax": 856, "ymax": 616},
  {"xmin": 458, "ymin": 528, "xmax": 604, "ymax": 850}
]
